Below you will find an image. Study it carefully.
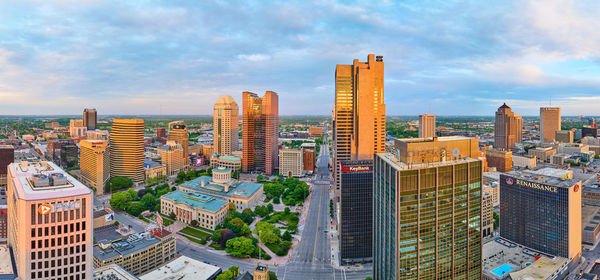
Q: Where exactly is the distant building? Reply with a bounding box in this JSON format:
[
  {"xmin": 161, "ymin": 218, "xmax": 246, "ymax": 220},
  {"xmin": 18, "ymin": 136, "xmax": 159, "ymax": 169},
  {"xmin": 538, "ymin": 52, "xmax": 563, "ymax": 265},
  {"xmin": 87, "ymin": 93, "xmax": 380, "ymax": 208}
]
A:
[
  {"xmin": 168, "ymin": 121, "xmax": 189, "ymax": 165},
  {"xmin": 93, "ymin": 208, "xmax": 115, "ymax": 229},
  {"xmin": 242, "ymin": 91, "xmax": 279, "ymax": 176},
  {"xmin": 80, "ymin": 140, "xmax": 110, "ymax": 195},
  {"xmin": 494, "ymin": 103, "xmax": 522, "ymax": 150},
  {"xmin": 0, "ymin": 205, "xmax": 6, "ymax": 242},
  {"xmin": 500, "ymin": 172, "xmax": 581, "ymax": 259},
  {"xmin": 213, "ymin": 95, "xmax": 239, "ymax": 156},
  {"xmin": 93, "ymin": 230, "xmax": 176, "ymax": 276},
  {"xmin": 84, "ymin": 108, "xmax": 97, "ymax": 130},
  {"xmin": 556, "ymin": 130, "xmax": 574, "ymax": 143},
  {"xmin": 540, "ymin": 107, "xmax": 561, "ymax": 143},
  {"xmin": 482, "ymin": 191, "xmax": 494, "ymax": 237},
  {"xmin": 87, "ymin": 129, "xmax": 109, "ymax": 140},
  {"xmin": 486, "ymin": 148, "xmax": 512, "ymax": 172},
  {"xmin": 583, "ymin": 125, "xmax": 598, "ymax": 138},
  {"xmin": 302, "ymin": 149, "xmax": 315, "ymax": 172},
  {"xmin": 70, "ymin": 119, "xmax": 87, "ymax": 137},
  {"xmin": 7, "ymin": 161, "xmax": 93, "ymax": 280},
  {"xmin": 110, "ymin": 119, "xmax": 145, "ymax": 183},
  {"xmin": 139, "ymin": 256, "xmax": 221, "ymax": 280},
  {"xmin": 279, "ymin": 149, "xmax": 303, "ymax": 177},
  {"xmin": 339, "ymin": 160, "xmax": 373, "ymax": 264},
  {"xmin": 93, "ymin": 264, "xmax": 140, "ymax": 280},
  {"xmin": 552, "ymin": 153, "xmax": 569, "ymax": 165},
  {"xmin": 0, "ymin": 145, "xmax": 14, "ymax": 188},
  {"xmin": 512, "ymin": 154, "xmax": 536, "ymax": 169},
  {"xmin": 156, "ymin": 127, "xmax": 166, "ymax": 138},
  {"xmin": 582, "ymin": 205, "xmax": 600, "ymax": 246},
  {"xmin": 161, "ymin": 191, "xmax": 228, "ymax": 229},
  {"xmin": 47, "ymin": 139, "xmax": 79, "ymax": 169},
  {"xmin": 202, "ymin": 145, "xmax": 214, "ymax": 158},
  {"xmin": 525, "ymin": 167, "xmax": 574, "ymax": 179},
  {"xmin": 374, "ymin": 136, "xmax": 482, "ymax": 279},
  {"xmin": 418, "ymin": 114, "xmax": 436, "ymax": 138},
  {"xmin": 159, "ymin": 141, "xmax": 186, "ymax": 176},
  {"xmin": 178, "ymin": 167, "xmax": 263, "ymax": 211},
  {"xmin": 144, "ymin": 159, "xmax": 166, "ymax": 180},
  {"xmin": 528, "ymin": 147, "xmax": 556, "ymax": 162},
  {"xmin": 308, "ymin": 126, "xmax": 323, "ymax": 137}
]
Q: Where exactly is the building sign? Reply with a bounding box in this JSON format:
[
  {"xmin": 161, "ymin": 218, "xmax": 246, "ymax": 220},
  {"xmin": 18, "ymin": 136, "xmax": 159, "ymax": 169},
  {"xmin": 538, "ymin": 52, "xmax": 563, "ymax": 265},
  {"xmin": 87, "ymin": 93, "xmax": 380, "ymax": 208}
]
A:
[
  {"xmin": 341, "ymin": 165, "xmax": 373, "ymax": 173},
  {"xmin": 505, "ymin": 176, "xmax": 558, "ymax": 193},
  {"xmin": 38, "ymin": 200, "xmax": 82, "ymax": 215},
  {"xmin": 105, "ymin": 213, "xmax": 114, "ymax": 222}
]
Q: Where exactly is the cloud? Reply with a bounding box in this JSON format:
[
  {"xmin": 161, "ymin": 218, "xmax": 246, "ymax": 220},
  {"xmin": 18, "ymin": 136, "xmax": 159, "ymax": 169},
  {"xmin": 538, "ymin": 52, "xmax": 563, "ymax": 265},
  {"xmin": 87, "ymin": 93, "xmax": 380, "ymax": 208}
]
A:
[{"xmin": 237, "ymin": 54, "xmax": 271, "ymax": 62}]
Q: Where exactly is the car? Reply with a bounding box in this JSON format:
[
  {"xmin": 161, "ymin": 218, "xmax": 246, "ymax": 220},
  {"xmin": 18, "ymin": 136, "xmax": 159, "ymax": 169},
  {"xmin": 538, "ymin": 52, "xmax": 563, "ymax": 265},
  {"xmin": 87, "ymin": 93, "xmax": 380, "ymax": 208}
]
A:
[{"xmin": 203, "ymin": 261, "xmax": 210, "ymax": 264}]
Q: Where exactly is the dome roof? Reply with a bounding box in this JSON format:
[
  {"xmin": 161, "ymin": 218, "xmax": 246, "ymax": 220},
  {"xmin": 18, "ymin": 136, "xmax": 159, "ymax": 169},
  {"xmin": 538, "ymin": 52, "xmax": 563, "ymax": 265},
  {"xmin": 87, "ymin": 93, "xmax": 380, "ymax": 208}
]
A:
[
  {"xmin": 499, "ymin": 102, "xmax": 510, "ymax": 109},
  {"xmin": 215, "ymin": 95, "xmax": 237, "ymax": 105}
]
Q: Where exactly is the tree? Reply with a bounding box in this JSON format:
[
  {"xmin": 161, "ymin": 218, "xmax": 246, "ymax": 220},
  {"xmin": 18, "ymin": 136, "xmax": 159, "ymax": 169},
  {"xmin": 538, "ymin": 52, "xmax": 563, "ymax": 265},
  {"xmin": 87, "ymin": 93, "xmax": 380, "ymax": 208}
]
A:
[
  {"xmin": 227, "ymin": 218, "xmax": 246, "ymax": 234},
  {"xmin": 125, "ymin": 188, "xmax": 138, "ymax": 201},
  {"xmin": 109, "ymin": 192, "xmax": 130, "ymax": 210},
  {"xmin": 225, "ymin": 237, "xmax": 255, "ymax": 258},
  {"xmin": 284, "ymin": 207, "xmax": 291, "ymax": 215},
  {"xmin": 259, "ymin": 230, "xmax": 278, "ymax": 245},
  {"xmin": 140, "ymin": 193, "xmax": 157, "ymax": 210},
  {"xmin": 273, "ymin": 197, "xmax": 280, "ymax": 204},
  {"xmin": 365, "ymin": 277, "xmax": 373, "ymax": 280},
  {"xmin": 220, "ymin": 229, "xmax": 236, "ymax": 247},
  {"xmin": 216, "ymin": 266, "xmax": 239, "ymax": 280},
  {"xmin": 191, "ymin": 220, "xmax": 199, "ymax": 227},
  {"xmin": 254, "ymin": 206, "xmax": 269, "ymax": 217},
  {"xmin": 268, "ymin": 271, "xmax": 278, "ymax": 280},
  {"xmin": 212, "ymin": 229, "xmax": 223, "ymax": 243},
  {"xmin": 493, "ymin": 212, "xmax": 499, "ymax": 229},
  {"xmin": 257, "ymin": 174, "xmax": 268, "ymax": 182},
  {"xmin": 105, "ymin": 176, "xmax": 133, "ymax": 192},
  {"xmin": 267, "ymin": 203, "xmax": 274, "ymax": 212},
  {"xmin": 282, "ymin": 230, "xmax": 292, "ymax": 241},
  {"xmin": 126, "ymin": 202, "xmax": 145, "ymax": 217}
]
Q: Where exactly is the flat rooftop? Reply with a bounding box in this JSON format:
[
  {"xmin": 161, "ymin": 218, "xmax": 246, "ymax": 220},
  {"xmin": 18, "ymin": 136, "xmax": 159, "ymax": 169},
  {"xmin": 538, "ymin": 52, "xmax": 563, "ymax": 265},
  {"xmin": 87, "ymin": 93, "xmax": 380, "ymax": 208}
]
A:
[
  {"xmin": 0, "ymin": 244, "xmax": 14, "ymax": 276},
  {"xmin": 8, "ymin": 161, "xmax": 92, "ymax": 201},
  {"xmin": 94, "ymin": 264, "xmax": 140, "ymax": 280},
  {"xmin": 506, "ymin": 171, "xmax": 581, "ymax": 189},
  {"xmin": 162, "ymin": 191, "xmax": 227, "ymax": 212},
  {"xmin": 525, "ymin": 167, "xmax": 573, "ymax": 179},
  {"xmin": 376, "ymin": 152, "xmax": 479, "ymax": 171},
  {"xmin": 396, "ymin": 135, "xmax": 473, "ymax": 143},
  {"xmin": 139, "ymin": 256, "xmax": 221, "ymax": 280},
  {"xmin": 94, "ymin": 232, "xmax": 160, "ymax": 262},
  {"xmin": 180, "ymin": 176, "xmax": 262, "ymax": 199}
]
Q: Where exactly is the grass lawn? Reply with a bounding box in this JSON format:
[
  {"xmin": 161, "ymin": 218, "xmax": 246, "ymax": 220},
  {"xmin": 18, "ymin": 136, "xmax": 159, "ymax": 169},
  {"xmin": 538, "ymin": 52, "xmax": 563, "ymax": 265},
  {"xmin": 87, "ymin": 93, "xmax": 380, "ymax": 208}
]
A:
[
  {"xmin": 139, "ymin": 217, "xmax": 151, "ymax": 223},
  {"xmin": 180, "ymin": 234, "xmax": 206, "ymax": 245},
  {"xmin": 209, "ymin": 242, "xmax": 225, "ymax": 250},
  {"xmin": 180, "ymin": 226, "xmax": 211, "ymax": 239}
]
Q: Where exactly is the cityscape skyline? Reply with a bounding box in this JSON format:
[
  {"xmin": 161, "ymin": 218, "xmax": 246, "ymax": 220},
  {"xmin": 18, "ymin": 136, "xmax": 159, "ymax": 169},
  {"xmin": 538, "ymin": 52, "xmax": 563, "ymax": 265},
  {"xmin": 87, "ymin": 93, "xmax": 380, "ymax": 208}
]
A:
[{"xmin": 2, "ymin": 1, "xmax": 600, "ymax": 116}]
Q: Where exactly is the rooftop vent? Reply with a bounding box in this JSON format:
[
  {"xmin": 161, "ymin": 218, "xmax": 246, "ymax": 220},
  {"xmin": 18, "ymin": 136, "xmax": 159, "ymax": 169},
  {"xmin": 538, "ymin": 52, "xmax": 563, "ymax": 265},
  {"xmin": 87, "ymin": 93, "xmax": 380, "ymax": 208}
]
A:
[{"xmin": 376, "ymin": 55, "xmax": 383, "ymax": 62}]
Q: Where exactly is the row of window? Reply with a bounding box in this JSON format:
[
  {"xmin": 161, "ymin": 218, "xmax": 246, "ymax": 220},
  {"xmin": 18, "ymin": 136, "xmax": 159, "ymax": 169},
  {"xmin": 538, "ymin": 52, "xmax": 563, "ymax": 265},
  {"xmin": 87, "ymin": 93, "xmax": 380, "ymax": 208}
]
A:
[
  {"xmin": 31, "ymin": 244, "xmax": 87, "ymax": 260},
  {"xmin": 31, "ymin": 233, "xmax": 86, "ymax": 249},
  {"xmin": 32, "ymin": 222, "xmax": 86, "ymax": 237},
  {"xmin": 31, "ymin": 267, "xmax": 86, "ymax": 279},
  {"xmin": 32, "ymin": 255, "xmax": 86, "ymax": 270}
]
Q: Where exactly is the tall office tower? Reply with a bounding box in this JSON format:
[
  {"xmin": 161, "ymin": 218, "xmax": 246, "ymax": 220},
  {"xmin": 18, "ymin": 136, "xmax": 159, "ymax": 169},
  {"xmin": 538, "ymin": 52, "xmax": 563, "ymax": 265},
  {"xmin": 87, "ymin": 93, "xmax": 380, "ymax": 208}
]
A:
[
  {"xmin": 418, "ymin": 114, "xmax": 436, "ymax": 138},
  {"xmin": 333, "ymin": 54, "xmax": 385, "ymax": 191},
  {"xmin": 110, "ymin": 119, "xmax": 145, "ymax": 183},
  {"xmin": 373, "ymin": 137, "xmax": 482, "ymax": 279},
  {"xmin": 80, "ymin": 140, "xmax": 109, "ymax": 195},
  {"xmin": 214, "ymin": 95, "xmax": 240, "ymax": 156},
  {"xmin": 7, "ymin": 161, "xmax": 92, "ymax": 280},
  {"xmin": 83, "ymin": 108, "xmax": 97, "ymax": 130},
  {"xmin": 540, "ymin": 107, "xmax": 561, "ymax": 143},
  {"xmin": 242, "ymin": 91, "xmax": 279, "ymax": 176},
  {"xmin": 339, "ymin": 160, "xmax": 373, "ymax": 264},
  {"xmin": 159, "ymin": 140, "xmax": 186, "ymax": 176},
  {"xmin": 0, "ymin": 145, "xmax": 14, "ymax": 188},
  {"xmin": 500, "ymin": 172, "xmax": 581, "ymax": 259},
  {"xmin": 494, "ymin": 103, "xmax": 523, "ymax": 150},
  {"xmin": 167, "ymin": 121, "xmax": 189, "ymax": 165},
  {"xmin": 69, "ymin": 119, "xmax": 87, "ymax": 137}
]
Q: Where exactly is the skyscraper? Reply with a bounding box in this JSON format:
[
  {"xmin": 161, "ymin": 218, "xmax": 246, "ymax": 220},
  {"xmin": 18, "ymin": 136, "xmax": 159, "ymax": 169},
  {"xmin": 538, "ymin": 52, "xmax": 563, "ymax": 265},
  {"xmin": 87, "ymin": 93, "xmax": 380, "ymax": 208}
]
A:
[
  {"xmin": 110, "ymin": 119, "xmax": 145, "ymax": 183},
  {"xmin": 7, "ymin": 161, "xmax": 93, "ymax": 280},
  {"xmin": 418, "ymin": 114, "xmax": 436, "ymax": 138},
  {"xmin": 83, "ymin": 108, "xmax": 97, "ymax": 130},
  {"xmin": 159, "ymin": 140, "xmax": 186, "ymax": 176},
  {"xmin": 242, "ymin": 91, "xmax": 279, "ymax": 176},
  {"xmin": 333, "ymin": 54, "xmax": 385, "ymax": 191},
  {"xmin": 0, "ymin": 145, "xmax": 14, "ymax": 188},
  {"xmin": 494, "ymin": 103, "xmax": 522, "ymax": 150},
  {"xmin": 373, "ymin": 137, "xmax": 482, "ymax": 279},
  {"xmin": 540, "ymin": 107, "xmax": 561, "ymax": 143},
  {"xmin": 79, "ymin": 140, "xmax": 109, "ymax": 195},
  {"xmin": 167, "ymin": 121, "xmax": 189, "ymax": 165},
  {"xmin": 213, "ymin": 95, "xmax": 239, "ymax": 155}
]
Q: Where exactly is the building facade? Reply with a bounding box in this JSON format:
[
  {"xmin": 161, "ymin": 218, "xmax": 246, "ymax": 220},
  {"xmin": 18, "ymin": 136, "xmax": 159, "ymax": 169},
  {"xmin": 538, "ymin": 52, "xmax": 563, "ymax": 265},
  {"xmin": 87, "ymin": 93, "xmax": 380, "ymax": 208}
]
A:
[
  {"xmin": 485, "ymin": 148, "xmax": 512, "ymax": 172},
  {"xmin": 242, "ymin": 91, "xmax": 279, "ymax": 176},
  {"xmin": 529, "ymin": 147, "xmax": 556, "ymax": 162},
  {"xmin": 0, "ymin": 145, "xmax": 14, "ymax": 188},
  {"xmin": 83, "ymin": 108, "xmax": 97, "ymax": 130},
  {"xmin": 556, "ymin": 130, "xmax": 574, "ymax": 143},
  {"xmin": 494, "ymin": 103, "xmax": 522, "ymax": 150},
  {"xmin": 213, "ymin": 95, "xmax": 239, "ymax": 156},
  {"xmin": 512, "ymin": 154, "xmax": 536, "ymax": 169},
  {"xmin": 210, "ymin": 155, "xmax": 242, "ymax": 170},
  {"xmin": 159, "ymin": 141, "xmax": 186, "ymax": 176},
  {"xmin": 168, "ymin": 121, "xmax": 189, "ymax": 165},
  {"xmin": 333, "ymin": 54, "xmax": 385, "ymax": 191},
  {"xmin": 540, "ymin": 107, "xmax": 561, "ymax": 143},
  {"xmin": 144, "ymin": 160, "xmax": 166, "ymax": 180},
  {"xmin": 418, "ymin": 114, "xmax": 436, "ymax": 138},
  {"xmin": 482, "ymin": 191, "xmax": 494, "ymax": 237},
  {"xmin": 110, "ymin": 119, "xmax": 145, "ymax": 183},
  {"xmin": 279, "ymin": 149, "xmax": 303, "ymax": 177},
  {"xmin": 373, "ymin": 137, "xmax": 482, "ymax": 280},
  {"xmin": 339, "ymin": 160, "xmax": 373, "ymax": 264},
  {"xmin": 160, "ymin": 191, "xmax": 228, "ymax": 229},
  {"xmin": 7, "ymin": 161, "xmax": 93, "ymax": 280},
  {"xmin": 69, "ymin": 119, "xmax": 87, "ymax": 137},
  {"xmin": 80, "ymin": 140, "xmax": 110, "ymax": 195},
  {"xmin": 500, "ymin": 172, "xmax": 581, "ymax": 259}
]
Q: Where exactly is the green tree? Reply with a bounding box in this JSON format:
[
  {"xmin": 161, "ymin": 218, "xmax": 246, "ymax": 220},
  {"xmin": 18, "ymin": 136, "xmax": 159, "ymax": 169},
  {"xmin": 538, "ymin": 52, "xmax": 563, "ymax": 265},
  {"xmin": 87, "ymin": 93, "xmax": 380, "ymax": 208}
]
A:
[
  {"xmin": 259, "ymin": 230, "xmax": 278, "ymax": 245},
  {"xmin": 140, "ymin": 193, "xmax": 157, "ymax": 210},
  {"xmin": 227, "ymin": 218, "xmax": 246, "ymax": 234},
  {"xmin": 493, "ymin": 212, "xmax": 499, "ymax": 229},
  {"xmin": 109, "ymin": 192, "xmax": 130, "ymax": 210},
  {"xmin": 268, "ymin": 271, "xmax": 278, "ymax": 280},
  {"xmin": 105, "ymin": 176, "xmax": 133, "ymax": 192},
  {"xmin": 225, "ymin": 237, "xmax": 255, "ymax": 258},
  {"xmin": 212, "ymin": 229, "xmax": 223, "ymax": 243},
  {"xmin": 126, "ymin": 202, "xmax": 145, "ymax": 217},
  {"xmin": 257, "ymin": 174, "xmax": 268, "ymax": 182},
  {"xmin": 282, "ymin": 230, "xmax": 292, "ymax": 241},
  {"xmin": 125, "ymin": 188, "xmax": 138, "ymax": 201},
  {"xmin": 267, "ymin": 203, "xmax": 274, "ymax": 212},
  {"xmin": 365, "ymin": 277, "xmax": 373, "ymax": 280}
]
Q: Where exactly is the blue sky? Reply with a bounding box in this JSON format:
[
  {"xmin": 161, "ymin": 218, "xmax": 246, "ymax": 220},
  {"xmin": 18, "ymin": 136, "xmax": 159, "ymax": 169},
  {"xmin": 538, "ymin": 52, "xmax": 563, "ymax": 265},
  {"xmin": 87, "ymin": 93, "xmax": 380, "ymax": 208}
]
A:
[{"xmin": 1, "ymin": 0, "xmax": 600, "ymax": 116}]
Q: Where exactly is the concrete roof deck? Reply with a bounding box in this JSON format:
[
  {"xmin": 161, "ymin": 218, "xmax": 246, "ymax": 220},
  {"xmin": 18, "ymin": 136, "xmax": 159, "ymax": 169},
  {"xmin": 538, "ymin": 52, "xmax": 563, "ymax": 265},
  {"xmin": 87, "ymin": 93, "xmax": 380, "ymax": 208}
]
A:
[{"xmin": 162, "ymin": 191, "xmax": 227, "ymax": 212}]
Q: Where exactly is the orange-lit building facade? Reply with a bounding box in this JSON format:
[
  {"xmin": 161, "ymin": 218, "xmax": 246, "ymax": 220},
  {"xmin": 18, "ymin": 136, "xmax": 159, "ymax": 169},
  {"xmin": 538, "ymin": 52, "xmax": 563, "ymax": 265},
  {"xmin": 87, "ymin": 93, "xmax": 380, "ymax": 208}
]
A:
[
  {"xmin": 110, "ymin": 119, "xmax": 145, "ymax": 183},
  {"xmin": 168, "ymin": 121, "xmax": 189, "ymax": 165},
  {"xmin": 7, "ymin": 161, "xmax": 92, "ymax": 280},
  {"xmin": 213, "ymin": 95, "xmax": 239, "ymax": 156},
  {"xmin": 418, "ymin": 114, "xmax": 436, "ymax": 138},
  {"xmin": 333, "ymin": 54, "xmax": 385, "ymax": 191},
  {"xmin": 540, "ymin": 107, "xmax": 561, "ymax": 143},
  {"xmin": 242, "ymin": 91, "xmax": 279, "ymax": 176},
  {"xmin": 494, "ymin": 103, "xmax": 522, "ymax": 150}
]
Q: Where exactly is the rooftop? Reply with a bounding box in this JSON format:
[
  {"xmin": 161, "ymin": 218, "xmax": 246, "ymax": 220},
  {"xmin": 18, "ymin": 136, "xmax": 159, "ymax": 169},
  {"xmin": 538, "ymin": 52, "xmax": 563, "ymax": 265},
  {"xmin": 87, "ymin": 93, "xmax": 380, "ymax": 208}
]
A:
[
  {"xmin": 143, "ymin": 159, "xmax": 162, "ymax": 169},
  {"xmin": 94, "ymin": 232, "xmax": 161, "ymax": 262},
  {"xmin": 8, "ymin": 160, "xmax": 92, "ymax": 201},
  {"xmin": 0, "ymin": 244, "xmax": 14, "ymax": 276},
  {"xmin": 213, "ymin": 167, "xmax": 232, "ymax": 173},
  {"xmin": 376, "ymin": 152, "xmax": 479, "ymax": 171},
  {"xmin": 397, "ymin": 135, "xmax": 473, "ymax": 143},
  {"xmin": 217, "ymin": 155, "xmax": 241, "ymax": 162},
  {"xmin": 139, "ymin": 256, "xmax": 221, "ymax": 280},
  {"xmin": 180, "ymin": 176, "xmax": 262, "ymax": 199},
  {"xmin": 162, "ymin": 191, "xmax": 227, "ymax": 212},
  {"xmin": 525, "ymin": 167, "xmax": 573, "ymax": 179},
  {"xmin": 94, "ymin": 264, "xmax": 140, "ymax": 280},
  {"xmin": 582, "ymin": 205, "xmax": 600, "ymax": 235},
  {"xmin": 505, "ymin": 171, "xmax": 581, "ymax": 189}
]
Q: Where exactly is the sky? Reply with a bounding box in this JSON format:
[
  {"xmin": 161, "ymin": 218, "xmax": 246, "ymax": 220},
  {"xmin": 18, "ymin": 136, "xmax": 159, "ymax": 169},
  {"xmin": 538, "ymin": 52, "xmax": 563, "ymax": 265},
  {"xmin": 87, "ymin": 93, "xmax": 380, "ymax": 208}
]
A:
[{"xmin": 1, "ymin": 0, "xmax": 600, "ymax": 116}]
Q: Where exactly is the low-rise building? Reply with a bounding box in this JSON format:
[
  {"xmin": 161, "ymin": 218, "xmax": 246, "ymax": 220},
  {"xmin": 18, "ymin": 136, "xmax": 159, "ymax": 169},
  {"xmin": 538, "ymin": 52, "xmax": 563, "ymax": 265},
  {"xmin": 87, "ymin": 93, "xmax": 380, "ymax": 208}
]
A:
[
  {"xmin": 87, "ymin": 130, "xmax": 110, "ymax": 140},
  {"xmin": 93, "ymin": 264, "xmax": 140, "ymax": 280},
  {"xmin": 0, "ymin": 244, "xmax": 15, "ymax": 279},
  {"xmin": 144, "ymin": 159, "xmax": 166, "ymax": 180},
  {"xmin": 93, "ymin": 208, "xmax": 115, "ymax": 229},
  {"xmin": 556, "ymin": 130, "xmax": 574, "ymax": 143},
  {"xmin": 210, "ymin": 155, "xmax": 241, "ymax": 170},
  {"xmin": 160, "ymin": 191, "xmax": 228, "ymax": 229},
  {"xmin": 512, "ymin": 154, "xmax": 536, "ymax": 169},
  {"xmin": 552, "ymin": 153, "xmax": 569, "ymax": 165},
  {"xmin": 484, "ymin": 183, "xmax": 500, "ymax": 207},
  {"xmin": 584, "ymin": 187, "xmax": 600, "ymax": 207},
  {"xmin": 486, "ymin": 148, "xmax": 512, "ymax": 172},
  {"xmin": 559, "ymin": 143, "xmax": 589, "ymax": 155},
  {"xmin": 93, "ymin": 230, "xmax": 176, "ymax": 276},
  {"xmin": 178, "ymin": 167, "xmax": 263, "ymax": 211},
  {"xmin": 279, "ymin": 148, "xmax": 303, "ymax": 177},
  {"xmin": 139, "ymin": 256, "xmax": 221, "ymax": 280},
  {"xmin": 528, "ymin": 147, "xmax": 556, "ymax": 162},
  {"xmin": 582, "ymin": 205, "xmax": 600, "ymax": 246},
  {"xmin": 308, "ymin": 126, "xmax": 323, "ymax": 137}
]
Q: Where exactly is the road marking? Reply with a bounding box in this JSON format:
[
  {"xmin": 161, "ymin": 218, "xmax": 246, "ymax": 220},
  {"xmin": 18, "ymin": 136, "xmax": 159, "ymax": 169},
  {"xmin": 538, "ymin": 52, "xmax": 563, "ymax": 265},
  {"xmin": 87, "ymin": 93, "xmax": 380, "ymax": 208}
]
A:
[{"xmin": 312, "ymin": 185, "xmax": 324, "ymax": 263}]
